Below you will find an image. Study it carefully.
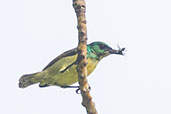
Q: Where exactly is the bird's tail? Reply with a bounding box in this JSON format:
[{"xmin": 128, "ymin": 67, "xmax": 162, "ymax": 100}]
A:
[{"xmin": 19, "ymin": 72, "xmax": 42, "ymax": 88}]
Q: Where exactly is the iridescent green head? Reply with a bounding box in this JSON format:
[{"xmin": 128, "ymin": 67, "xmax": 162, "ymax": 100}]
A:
[{"xmin": 87, "ymin": 41, "xmax": 125, "ymax": 60}]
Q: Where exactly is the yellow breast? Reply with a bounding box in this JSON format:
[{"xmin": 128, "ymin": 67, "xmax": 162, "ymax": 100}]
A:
[{"xmin": 41, "ymin": 54, "xmax": 99, "ymax": 86}]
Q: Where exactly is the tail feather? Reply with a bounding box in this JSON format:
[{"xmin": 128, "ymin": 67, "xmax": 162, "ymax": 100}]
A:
[{"xmin": 19, "ymin": 72, "xmax": 40, "ymax": 88}]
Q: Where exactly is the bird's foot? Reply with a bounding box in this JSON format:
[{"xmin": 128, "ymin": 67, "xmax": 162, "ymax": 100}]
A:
[
  {"xmin": 61, "ymin": 85, "xmax": 91, "ymax": 94},
  {"xmin": 76, "ymin": 88, "xmax": 80, "ymax": 94},
  {"xmin": 61, "ymin": 85, "xmax": 80, "ymax": 94},
  {"xmin": 76, "ymin": 85, "xmax": 91, "ymax": 94}
]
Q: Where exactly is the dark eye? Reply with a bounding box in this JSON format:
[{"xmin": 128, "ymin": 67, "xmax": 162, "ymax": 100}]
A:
[{"xmin": 99, "ymin": 44, "xmax": 108, "ymax": 50}]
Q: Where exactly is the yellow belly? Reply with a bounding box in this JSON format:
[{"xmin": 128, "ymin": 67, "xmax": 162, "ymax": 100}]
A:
[{"xmin": 40, "ymin": 55, "xmax": 99, "ymax": 86}]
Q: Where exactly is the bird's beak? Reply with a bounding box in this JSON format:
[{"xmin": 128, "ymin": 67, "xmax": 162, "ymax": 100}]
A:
[{"xmin": 108, "ymin": 47, "xmax": 125, "ymax": 55}]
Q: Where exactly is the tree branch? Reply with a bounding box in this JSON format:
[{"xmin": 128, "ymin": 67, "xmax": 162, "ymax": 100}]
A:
[{"xmin": 72, "ymin": 0, "xmax": 98, "ymax": 114}]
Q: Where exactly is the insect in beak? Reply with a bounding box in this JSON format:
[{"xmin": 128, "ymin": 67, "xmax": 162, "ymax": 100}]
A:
[{"xmin": 108, "ymin": 45, "xmax": 125, "ymax": 55}]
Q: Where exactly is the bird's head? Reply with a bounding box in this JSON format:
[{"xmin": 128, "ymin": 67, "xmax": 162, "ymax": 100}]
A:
[{"xmin": 87, "ymin": 42, "xmax": 125, "ymax": 60}]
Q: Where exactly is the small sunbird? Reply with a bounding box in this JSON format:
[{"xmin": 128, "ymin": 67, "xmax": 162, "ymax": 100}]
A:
[{"xmin": 19, "ymin": 41, "xmax": 125, "ymax": 89}]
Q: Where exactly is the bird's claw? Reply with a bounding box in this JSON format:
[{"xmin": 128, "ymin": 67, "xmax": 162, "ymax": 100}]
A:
[
  {"xmin": 76, "ymin": 88, "xmax": 80, "ymax": 94},
  {"xmin": 75, "ymin": 85, "xmax": 91, "ymax": 94}
]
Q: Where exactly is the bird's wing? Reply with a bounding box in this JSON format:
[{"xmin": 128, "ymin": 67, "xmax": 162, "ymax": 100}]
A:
[{"xmin": 42, "ymin": 48, "xmax": 78, "ymax": 71}]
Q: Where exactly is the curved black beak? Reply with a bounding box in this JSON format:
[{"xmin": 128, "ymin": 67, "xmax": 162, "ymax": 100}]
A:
[{"xmin": 108, "ymin": 47, "xmax": 125, "ymax": 55}]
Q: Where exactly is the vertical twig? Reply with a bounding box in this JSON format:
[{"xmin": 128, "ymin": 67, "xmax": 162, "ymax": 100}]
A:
[{"xmin": 72, "ymin": 0, "xmax": 98, "ymax": 114}]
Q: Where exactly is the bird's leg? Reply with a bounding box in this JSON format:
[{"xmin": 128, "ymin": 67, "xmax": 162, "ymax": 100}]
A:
[
  {"xmin": 61, "ymin": 85, "xmax": 80, "ymax": 94},
  {"xmin": 60, "ymin": 85, "xmax": 91, "ymax": 94},
  {"xmin": 61, "ymin": 85, "xmax": 79, "ymax": 88}
]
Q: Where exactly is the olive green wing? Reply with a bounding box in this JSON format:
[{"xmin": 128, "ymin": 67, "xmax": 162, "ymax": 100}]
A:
[{"xmin": 42, "ymin": 48, "xmax": 78, "ymax": 71}]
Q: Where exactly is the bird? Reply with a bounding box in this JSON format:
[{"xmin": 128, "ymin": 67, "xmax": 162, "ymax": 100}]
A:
[{"xmin": 19, "ymin": 41, "xmax": 125, "ymax": 89}]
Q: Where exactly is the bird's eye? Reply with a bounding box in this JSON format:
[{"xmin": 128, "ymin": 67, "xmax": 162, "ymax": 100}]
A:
[{"xmin": 99, "ymin": 44, "xmax": 108, "ymax": 50}]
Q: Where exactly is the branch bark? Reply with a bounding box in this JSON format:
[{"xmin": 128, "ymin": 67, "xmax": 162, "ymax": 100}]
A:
[{"xmin": 72, "ymin": 0, "xmax": 98, "ymax": 114}]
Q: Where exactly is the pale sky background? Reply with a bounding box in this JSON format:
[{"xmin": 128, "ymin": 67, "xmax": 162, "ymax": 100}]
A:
[{"xmin": 0, "ymin": 0, "xmax": 171, "ymax": 114}]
